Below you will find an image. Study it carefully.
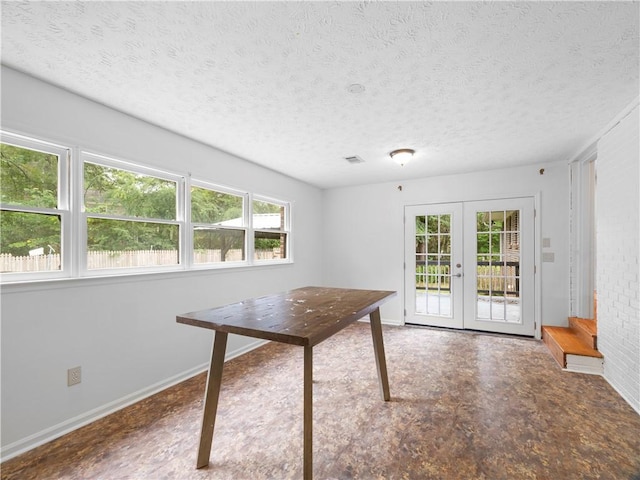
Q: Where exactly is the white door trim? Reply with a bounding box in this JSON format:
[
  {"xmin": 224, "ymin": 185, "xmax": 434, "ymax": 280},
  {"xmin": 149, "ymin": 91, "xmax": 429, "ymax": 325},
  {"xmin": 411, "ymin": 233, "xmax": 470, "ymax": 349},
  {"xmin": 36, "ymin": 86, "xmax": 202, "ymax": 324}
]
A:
[
  {"xmin": 462, "ymin": 197, "xmax": 535, "ymax": 336},
  {"xmin": 404, "ymin": 203, "xmax": 464, "ymax": 329},
  {"xmin": 403, "ymin": 194, "xmax": 542, "ymax": 339}
]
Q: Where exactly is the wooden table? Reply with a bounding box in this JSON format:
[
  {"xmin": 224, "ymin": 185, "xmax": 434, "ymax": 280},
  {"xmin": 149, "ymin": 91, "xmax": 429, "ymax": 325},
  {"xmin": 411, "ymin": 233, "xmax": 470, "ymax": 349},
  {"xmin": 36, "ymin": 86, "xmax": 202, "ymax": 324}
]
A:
[{"xmin": 177, "ymin": 286, "xmax": 396, "ymax": 479}]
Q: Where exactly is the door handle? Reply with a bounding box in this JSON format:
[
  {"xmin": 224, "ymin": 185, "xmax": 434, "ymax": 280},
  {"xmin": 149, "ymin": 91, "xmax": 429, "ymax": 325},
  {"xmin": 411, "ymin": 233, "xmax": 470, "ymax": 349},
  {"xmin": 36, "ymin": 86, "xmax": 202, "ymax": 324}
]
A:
[{"xmin": 454, "ymin": 273, "xmax": 462, "ymax": 278}]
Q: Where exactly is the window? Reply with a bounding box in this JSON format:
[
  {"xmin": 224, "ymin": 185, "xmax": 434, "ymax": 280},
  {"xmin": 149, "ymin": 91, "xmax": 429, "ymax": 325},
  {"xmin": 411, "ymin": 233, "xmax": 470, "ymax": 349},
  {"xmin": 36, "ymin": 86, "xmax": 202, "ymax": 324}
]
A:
[
  {"xmin": 82, "ymin": 153, "xmax": 182, "ymax": 272},
  {"xmin": 252, "ymin": 198, "xmax": 289, "ymax": 261},
  {"xmin": 0, "ymin": 133, "xmax": 69, "ymax": 279},
  {"xmin": 1, "ymin": 130, "xmax": 293, "ymax": 282},
  {"xmin": 191, "ymin": 183, "xmax": 246, "ymax": 264}
]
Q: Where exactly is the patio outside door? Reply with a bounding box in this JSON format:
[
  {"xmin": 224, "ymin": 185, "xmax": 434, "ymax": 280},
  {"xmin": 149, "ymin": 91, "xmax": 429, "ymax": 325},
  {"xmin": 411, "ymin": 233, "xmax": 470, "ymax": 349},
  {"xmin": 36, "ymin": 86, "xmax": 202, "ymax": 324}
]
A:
[
  {"xmin": 405, "ymin": 198, "xmax": 535, "ymax": 336},
  {"xmin": 405, "ymin": 203, "xmax": 464, "ymax": 329}
]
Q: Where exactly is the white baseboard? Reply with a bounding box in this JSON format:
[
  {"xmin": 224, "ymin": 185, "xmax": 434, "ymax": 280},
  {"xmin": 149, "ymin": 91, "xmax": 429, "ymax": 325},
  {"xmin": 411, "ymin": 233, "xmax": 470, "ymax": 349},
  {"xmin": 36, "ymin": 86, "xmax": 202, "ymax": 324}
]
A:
[
  {"xmin": 0, "ymin": 338, "xmax": 268, "ymax": 462},
  {"xmin": 358, "ymin": 317, "xmax": 403, "ymax": 326},
  {"xmin": 603, "ymin": 372, "xmax": 640, "ymax": 416},
  {"xmin": 564, "ymin": 359, "xmax": 640, "ymax": 416},
  {"xmin": 226, "ymin": 338, "xmax": 269, "ymax": 362}
]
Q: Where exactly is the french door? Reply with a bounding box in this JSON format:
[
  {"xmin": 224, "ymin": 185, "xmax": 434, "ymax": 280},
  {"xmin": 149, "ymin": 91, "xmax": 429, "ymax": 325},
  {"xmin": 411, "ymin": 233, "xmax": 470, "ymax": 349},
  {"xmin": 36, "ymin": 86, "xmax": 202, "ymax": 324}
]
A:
[{"xmin": 404, "ymin": 198, "xmax": 535, "ymax": 336}]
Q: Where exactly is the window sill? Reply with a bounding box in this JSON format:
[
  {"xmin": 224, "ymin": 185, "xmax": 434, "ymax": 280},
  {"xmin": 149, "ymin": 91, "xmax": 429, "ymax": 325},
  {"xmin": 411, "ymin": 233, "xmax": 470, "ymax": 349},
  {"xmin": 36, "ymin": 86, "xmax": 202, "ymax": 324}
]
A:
[{"xmin": 0, "ymin": 260, "xmax": 294, "ymax": 293}]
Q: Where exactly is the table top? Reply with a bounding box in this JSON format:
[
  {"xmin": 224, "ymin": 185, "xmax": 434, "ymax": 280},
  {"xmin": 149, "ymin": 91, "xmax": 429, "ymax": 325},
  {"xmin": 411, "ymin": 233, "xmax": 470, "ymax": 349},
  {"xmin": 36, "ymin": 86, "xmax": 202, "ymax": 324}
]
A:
[{"xmin": 176, "ymin": 286, "xmax": 396, "ymax": 347}]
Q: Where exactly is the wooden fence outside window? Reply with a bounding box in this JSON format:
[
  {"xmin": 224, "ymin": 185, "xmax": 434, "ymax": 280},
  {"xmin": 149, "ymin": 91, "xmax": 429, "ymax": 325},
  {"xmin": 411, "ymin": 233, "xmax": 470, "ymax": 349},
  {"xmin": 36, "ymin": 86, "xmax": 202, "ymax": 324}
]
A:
[{"xmin": 0, "ymin": 248, "xmax": 281, "ymax": 273}]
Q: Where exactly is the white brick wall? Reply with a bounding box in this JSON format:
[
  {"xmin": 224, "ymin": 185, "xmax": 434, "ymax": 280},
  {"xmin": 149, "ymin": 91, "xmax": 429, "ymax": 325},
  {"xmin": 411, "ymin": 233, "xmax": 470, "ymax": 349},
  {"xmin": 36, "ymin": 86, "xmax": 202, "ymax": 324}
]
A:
[{"xmin": 596, "ymin": 104, "xmax": 640, "ymax": 412}]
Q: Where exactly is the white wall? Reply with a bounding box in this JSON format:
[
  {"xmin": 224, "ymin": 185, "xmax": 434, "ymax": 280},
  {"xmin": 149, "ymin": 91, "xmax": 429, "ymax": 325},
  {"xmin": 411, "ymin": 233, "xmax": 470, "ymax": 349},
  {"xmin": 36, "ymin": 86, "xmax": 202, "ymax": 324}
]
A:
[
  {"xmin": 0, "ymin": 66, "xmax": 324, "ymax": 458},
  {"xmin": 4, "ymin": 61, "xmax": 635, "ymax": 459},
  {"xmin": 322, "ymin": 161, "xmax": 570, "ymax": 328},
  {"xmin": 596, "ymin": 104, "xmax": 640, "ymax": 412}
]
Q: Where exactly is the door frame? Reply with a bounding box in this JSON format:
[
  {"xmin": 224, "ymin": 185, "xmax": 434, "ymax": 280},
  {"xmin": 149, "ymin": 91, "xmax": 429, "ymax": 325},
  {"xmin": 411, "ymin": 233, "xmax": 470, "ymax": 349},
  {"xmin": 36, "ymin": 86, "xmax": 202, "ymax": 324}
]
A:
[
  {"xmin": 404, "ymin": 202, "xmax": 464, "ymax": 329},
  {"xmin": 403, "ymin": 194, "xmax": 542, "ymax": 340}
]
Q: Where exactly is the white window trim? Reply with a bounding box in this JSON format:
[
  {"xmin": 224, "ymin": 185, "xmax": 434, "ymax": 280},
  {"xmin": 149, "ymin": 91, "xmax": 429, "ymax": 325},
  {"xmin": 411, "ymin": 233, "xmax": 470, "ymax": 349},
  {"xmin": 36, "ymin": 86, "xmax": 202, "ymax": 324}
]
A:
[
  {"xmin": 0, "ymin": 132, "xmax": 71, "ymax": 282},
  {"xmin": 1, "ymin": 130, "xmax": 294, "ymax": 284},
  {"xmin": 79, "ymin": 151, "xmax": 186, "ymax": 277},
  {"xmin": 189, "ymin": 179, "xmax": 249, "ymax": 268},
  {"xmin": 251, "ymin": 194, "xmax": 292, "ymax": 264}
]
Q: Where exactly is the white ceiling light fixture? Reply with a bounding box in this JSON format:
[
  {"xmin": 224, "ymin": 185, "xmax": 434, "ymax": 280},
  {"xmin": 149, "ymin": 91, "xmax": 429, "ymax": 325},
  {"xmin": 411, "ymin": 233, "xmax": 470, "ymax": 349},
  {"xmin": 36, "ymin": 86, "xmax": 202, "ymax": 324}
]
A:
[{"xmin": 390, "ymin": 148, "xmax": 415, "ymax": 166}]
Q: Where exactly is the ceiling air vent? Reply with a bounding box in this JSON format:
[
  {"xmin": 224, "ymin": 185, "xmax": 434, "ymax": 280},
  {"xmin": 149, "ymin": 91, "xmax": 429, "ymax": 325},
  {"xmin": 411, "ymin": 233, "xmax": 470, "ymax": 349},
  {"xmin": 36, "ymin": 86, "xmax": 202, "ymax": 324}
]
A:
[{"xmin": 344, "ymin": 155, "xmax": 364, "ymax": 164}]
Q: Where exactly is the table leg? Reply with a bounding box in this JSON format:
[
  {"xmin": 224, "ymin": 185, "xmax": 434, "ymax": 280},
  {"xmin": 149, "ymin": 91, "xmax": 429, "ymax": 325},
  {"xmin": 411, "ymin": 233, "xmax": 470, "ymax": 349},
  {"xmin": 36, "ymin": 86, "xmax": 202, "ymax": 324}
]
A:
[
  {"xmin": 303, "ymin": 345, "xmax": 313, "ymax": 480},
  {"xmin": 196, "ymin": 331, "xmax": 228, "ymax": 468},
  {"xmin": 369, "ymin": 307, "xmax": 391, "ymax": 401}
]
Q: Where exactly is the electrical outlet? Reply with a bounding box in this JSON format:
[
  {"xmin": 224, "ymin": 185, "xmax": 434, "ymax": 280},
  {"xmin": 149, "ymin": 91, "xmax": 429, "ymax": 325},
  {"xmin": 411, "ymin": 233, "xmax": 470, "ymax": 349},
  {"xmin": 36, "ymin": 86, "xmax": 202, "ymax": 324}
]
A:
[{"xmin": 67, "ymin": 366, "xmax": 81, "ymax": 386}]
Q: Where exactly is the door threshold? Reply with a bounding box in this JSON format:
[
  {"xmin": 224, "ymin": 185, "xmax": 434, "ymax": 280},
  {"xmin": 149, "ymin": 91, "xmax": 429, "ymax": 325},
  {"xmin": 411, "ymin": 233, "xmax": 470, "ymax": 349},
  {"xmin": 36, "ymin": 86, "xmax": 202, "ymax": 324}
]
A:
[{"xmin": 404, "ymin": 323, "xmax": 536, "ymax": 340}]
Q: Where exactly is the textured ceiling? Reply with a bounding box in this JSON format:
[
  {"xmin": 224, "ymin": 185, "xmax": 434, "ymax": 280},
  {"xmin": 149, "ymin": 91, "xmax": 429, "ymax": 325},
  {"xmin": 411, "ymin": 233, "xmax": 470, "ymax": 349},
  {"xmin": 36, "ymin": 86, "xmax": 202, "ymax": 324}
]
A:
[{"xmin": 1, "ymin": 1, "xmax": 638, "ymax": 188}]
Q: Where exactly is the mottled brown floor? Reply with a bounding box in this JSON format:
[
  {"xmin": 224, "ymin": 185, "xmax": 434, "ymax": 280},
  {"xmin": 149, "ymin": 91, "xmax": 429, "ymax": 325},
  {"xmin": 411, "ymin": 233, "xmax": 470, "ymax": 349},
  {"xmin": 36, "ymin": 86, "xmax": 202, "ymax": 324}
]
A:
[{"xmin": 2, "ymin": 323, "xmax": 639, "ymax": 480}]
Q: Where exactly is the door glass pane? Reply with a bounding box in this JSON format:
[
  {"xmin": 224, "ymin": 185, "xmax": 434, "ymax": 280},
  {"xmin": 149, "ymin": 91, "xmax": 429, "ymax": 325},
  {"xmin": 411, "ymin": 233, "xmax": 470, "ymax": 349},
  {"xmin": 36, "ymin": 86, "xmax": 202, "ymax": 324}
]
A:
[
  {"xmin": 415, "ymin": 213, "xmax": 453, "ymax": 318},
  {"xmin": 491, "ymin": 211, "xmax": 505, "ymax": 231},
  {"xmin": 490, "ymin": 233, "xmax": 501, "ymax": 253},
  {"xmin": 477, "ymin": 212, "xmax": 489, "ymax": 232},
  {"xmin": 414, "ymin": 217, "xmax": 427, "ymax": 314},
  {"xmin": 439, "ymin": 214, "xmax": 450, "ymax": 234},
  {"xmin": 425, "ymin": 292, "xmax": 441, "ymax": 315},
  {"xmin": 477, "ymin": 233, "xmax": 489, "ymax": 253},
  {"xmin": 476, "ymin": 209, "xmax": 521, "ymax": 323},
  {"xmin": 439, "ymin": 235, "xmax": 451, "ymax": 254}
]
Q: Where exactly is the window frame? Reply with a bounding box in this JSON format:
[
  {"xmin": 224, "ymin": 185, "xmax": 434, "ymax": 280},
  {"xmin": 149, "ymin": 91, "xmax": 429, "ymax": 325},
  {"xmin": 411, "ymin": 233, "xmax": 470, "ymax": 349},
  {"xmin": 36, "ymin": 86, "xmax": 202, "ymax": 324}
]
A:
[
  {"xmin": 79, "ymin": 151, "xmax": 186, "ymax": 277},
  {"xmin": 0, "ymin": 129, "xmax": 294, "ymax": 284},
  {"xmin": 0, "ymin": 131, "xmax": 71, "ymax": 282},
  {"xmin": 189, "ymin": 179, "xmax": 249, "ymax": 268},
  {"xmin": 251, "ymin": 195, "xmax": 291, "ymax": 264}
]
